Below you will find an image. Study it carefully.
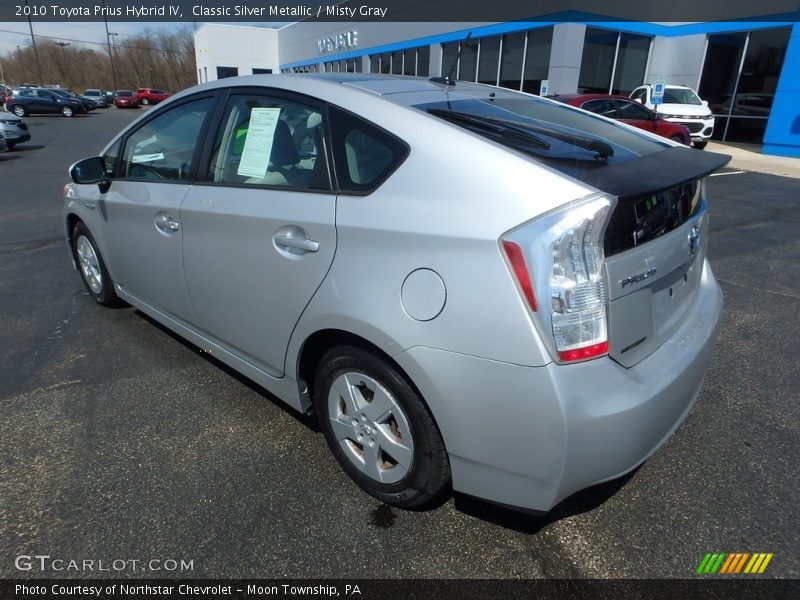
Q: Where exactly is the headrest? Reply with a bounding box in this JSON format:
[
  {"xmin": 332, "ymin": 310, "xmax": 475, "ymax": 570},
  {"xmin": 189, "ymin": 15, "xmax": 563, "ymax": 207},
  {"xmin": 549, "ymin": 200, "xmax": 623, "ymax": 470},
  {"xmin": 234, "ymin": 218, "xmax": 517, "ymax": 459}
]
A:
[
  {"xmin": 307, "ymin": 112, "xmax": 322, "ymax": 129},
  {"xmin": 270, "ymin": 120, "xmax": 300, "ymax": 167}
]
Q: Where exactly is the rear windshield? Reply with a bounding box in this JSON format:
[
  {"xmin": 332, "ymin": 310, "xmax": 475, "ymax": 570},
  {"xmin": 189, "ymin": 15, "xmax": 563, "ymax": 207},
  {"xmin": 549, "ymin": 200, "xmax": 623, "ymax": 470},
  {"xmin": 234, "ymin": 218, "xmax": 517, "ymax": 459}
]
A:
[{"xmin": 416, "ymin": 97, "xmax": 669, "ymax": 173}]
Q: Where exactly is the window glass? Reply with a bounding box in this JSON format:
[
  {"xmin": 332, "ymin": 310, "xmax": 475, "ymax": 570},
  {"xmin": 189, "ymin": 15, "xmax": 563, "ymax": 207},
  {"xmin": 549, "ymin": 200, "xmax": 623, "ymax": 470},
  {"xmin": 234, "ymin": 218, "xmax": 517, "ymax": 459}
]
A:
[
  {"xmin": 208, "ymin": 95, "xmax": 329, "ymax": 190},
  {"xmin": 391, "ymin": 51, "xmax": 403, "ymax": 75},
  {"xmin": 417, "ymin": 45, "xmax": 430, "ymax": 77},
  {"xmin": 581, "ymin": 98, "xmax": 617, "ymax": 117},
  {"xmin": 522, "ymin": 27, "xmax": 553, "ymax": 94},
  {"xmin": 369, "ymin": 54, "xmax": 379, "ymax": 74},
  {"xmin": 120, "ymin": 97, "xmax": 212, "ymax": 181},
  {"xmin": 328, "ymin": 106, "xmax": 408, "ymax": 193},
  {"xmin": 216, "ymin": 66, "xmax": 239, "ymax": 79},
  {"xmin": 478, "ymin": 36, "xmax": 501, "ymax": 85},
  {"xmin": 500, "ymin": 32, "xmax": 525, "ymax": 90},
  {"xmin": 611, "ymin": 33, "xmax": 650, "ymax": 95},
  {"xmin": 631, "ymin": 87, "xmax": 647, "ymax": 101},
  {"xmin": 103, "ymin": 138, "xmax": 122, "ymax": 177},
  {"xmin": 615, "ymin": 100, "xmax": 652, "ymax": 120},
  {"xmin": 662, "ymin": 88, "xmax": 702, "ymax": 104},
  {"xmin": 578, "ymin": 28, "xmax": 617, "ymax": 93},
  {"xmin": 404, "ymin": 48, "xmax": 416, "ymax": 75},
  {"xmin": 459, "ymin": 39, "xmax": 479, "ymax": 82},
  {"xmin": 441, "ymin": 42, "xmax": 459, "ymax": 78}
]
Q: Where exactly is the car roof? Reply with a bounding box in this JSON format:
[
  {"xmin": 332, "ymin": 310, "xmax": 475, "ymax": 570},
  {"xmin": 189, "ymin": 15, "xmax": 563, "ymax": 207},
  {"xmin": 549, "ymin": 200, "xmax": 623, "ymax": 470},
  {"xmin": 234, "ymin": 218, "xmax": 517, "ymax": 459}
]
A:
[{"xmin": 553, "ymin": 93, "xmax": 634, "ymax": 103}]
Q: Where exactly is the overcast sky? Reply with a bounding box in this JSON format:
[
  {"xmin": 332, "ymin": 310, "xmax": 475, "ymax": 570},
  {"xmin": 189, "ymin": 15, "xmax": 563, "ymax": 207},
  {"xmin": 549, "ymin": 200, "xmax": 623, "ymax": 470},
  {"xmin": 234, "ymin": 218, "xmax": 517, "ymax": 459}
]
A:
[{"xmin": 0, "ymin": 21, "xmax": 279, "ymax": 55}]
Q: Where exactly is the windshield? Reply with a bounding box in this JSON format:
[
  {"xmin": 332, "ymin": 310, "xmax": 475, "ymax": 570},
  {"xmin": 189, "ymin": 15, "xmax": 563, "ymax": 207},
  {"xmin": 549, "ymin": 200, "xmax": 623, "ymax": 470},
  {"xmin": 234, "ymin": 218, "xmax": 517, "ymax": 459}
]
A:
[
  {"xmin": 663, "ymin": 88, "xmax": 702, "ymax": 105},
  {"xmin": 417, "ymin": 97, "xmax": 668, "ymax": 172}
]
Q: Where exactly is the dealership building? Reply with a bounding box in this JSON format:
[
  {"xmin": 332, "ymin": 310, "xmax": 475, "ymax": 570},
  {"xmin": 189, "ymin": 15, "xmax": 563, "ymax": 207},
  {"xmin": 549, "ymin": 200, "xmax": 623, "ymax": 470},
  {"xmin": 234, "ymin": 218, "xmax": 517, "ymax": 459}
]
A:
[{"xmin": 194, "ymin": 13, "xmax": 800, "ymax": 157}]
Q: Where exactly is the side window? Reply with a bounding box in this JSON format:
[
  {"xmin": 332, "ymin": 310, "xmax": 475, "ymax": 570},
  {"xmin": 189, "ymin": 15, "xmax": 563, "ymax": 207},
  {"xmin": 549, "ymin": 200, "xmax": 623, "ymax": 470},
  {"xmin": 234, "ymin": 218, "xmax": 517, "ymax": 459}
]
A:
[
  {"xmin": 616, "ymin": 100, "xmax": 653, "ymax": 120},
  {"xmin": 328, "ymin": 106, "xmax": 408, "ymax": 193},
  {"xmin": 208, "ymin": 94, "xmax": 330, "ymax": 190},
  {"xmin": 631, "ymin": 88, "xmax": 647, "ymax": 102},
  {"xmin": 120, "ymin": 98, "xmax": 212, "ymax": 181},
  {"xmin": 581, "ymin": 99, "xmax": 617, "ymax": 118}
]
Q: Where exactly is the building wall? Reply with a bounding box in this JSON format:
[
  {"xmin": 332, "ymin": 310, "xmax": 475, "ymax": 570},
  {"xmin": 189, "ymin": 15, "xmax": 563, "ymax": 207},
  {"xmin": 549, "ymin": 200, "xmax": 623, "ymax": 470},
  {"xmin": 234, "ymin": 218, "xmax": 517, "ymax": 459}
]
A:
[
  {"xmin": 195, "ymin": 24, "xmax": 279, "ymax": 83},
  {"xmin": 764, "ymin": 22, "xmax": 800, "ymax": 157}
]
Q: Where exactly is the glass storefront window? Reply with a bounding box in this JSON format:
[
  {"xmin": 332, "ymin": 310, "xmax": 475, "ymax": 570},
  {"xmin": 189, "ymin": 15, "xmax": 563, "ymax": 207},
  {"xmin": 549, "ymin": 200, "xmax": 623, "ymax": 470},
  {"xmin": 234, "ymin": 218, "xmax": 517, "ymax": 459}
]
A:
[
  {"xmin": 441, "ymin": 42, "xmax": 459, "ymax": 78},
  {"xmin": 523, "ymin": 28, "xmax": 554, "ymax": 95},
  {"xmin": 478, "ymin": 37, "xmax": 500, "ymax": 85},
  {"xmin": 700, "ymin": 27, "xmax": 790, "ymax": 143},
  {"xmin": 459, "ymin": 39, "xmax": 479, "ymax": 82},
  {"xmin": 499, "ymin": 32, "xmax": 525, "ymax": 90},
  {"xmin": 404, "ymin": 48, "xmax": 416, "ymax": 75},
  {"xmin": 579, "ymin": 28, "xmax": 650, "ymax": 95},
  {"xmin": 612, "ymin": 33, "xmax": 651, "ymax": 95},
  {"xmin": 369, "ymin": 54, "xmax": 379, "ymax": 74},
  {"xmin": 417, "ymin": 46, "xmax": 430, "ymax": 77},
  {"xmin": 392, "ymin": 51, "xmax": 403, "ymax": 75}
]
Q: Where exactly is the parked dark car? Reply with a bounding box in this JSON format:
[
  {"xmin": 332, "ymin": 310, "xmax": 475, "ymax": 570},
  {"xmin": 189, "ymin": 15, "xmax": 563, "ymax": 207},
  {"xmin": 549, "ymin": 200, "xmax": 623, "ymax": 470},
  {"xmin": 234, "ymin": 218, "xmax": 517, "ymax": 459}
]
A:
[
  {"xmin": 135, "ymin": 88, "xmax": 172, "ymax": 105},
  {"xmin": 554, "ymin": 94, "xmax": 692, "ymax": 145},
  {"xmin": 50, "ymin": 89, "xmax": 95, "ymax": 112},
  {"xmin": 113, "ymin": 90, "xmax": 140, "ymax": 109},
  {"xmin": 4, "ymin": 88, "xmax": 85, "ymax": 117}
]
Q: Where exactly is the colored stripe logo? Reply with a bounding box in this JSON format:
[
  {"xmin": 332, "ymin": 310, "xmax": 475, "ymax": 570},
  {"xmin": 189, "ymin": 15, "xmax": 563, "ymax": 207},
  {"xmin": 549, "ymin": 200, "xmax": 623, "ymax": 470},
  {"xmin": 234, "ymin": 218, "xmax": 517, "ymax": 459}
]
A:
[{"xmin": 697, "ymin": 552, "xmax": 774, "ymax": 574}]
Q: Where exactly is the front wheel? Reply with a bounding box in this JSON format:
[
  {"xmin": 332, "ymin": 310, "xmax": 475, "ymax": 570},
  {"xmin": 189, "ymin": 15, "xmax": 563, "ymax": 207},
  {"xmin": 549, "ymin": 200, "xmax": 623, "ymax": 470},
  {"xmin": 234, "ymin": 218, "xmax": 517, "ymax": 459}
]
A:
[
  {"xmin": 11, "ymin": 105, "xmax": 26, "ymax": 117},
  {"xmin": 141, "ymin": 98, "xmax": 150, "ymax": 105},
  {"xmin": 61, "ymin": 105, "xmax": 74, "ymax": 117},
  {"xmin": 71, "ymin": 222, "xmax": 123, "ymax": 307},
  {"xmin": 694, "ymin": 141, "xmax": 708, "ymax": 150},
  {"xmin": 315, "ymin": 346, "xmax": 450, "ymax": 509}
]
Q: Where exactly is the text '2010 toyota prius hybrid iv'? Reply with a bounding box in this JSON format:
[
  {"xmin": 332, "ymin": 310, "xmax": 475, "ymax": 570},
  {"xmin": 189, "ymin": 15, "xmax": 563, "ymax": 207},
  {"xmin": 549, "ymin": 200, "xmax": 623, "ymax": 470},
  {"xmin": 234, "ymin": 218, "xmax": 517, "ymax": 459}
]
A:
[{"xmin": 64, "ymin": 74, "xmax": 728, "ymax": 514}]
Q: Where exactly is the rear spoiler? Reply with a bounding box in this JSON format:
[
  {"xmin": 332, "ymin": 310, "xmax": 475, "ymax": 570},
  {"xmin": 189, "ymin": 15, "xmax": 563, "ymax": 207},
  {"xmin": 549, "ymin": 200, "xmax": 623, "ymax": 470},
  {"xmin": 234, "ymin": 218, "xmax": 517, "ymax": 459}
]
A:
[{"xmin": 578, "ymin": 146, "xmax": 731, "ymax": 198}]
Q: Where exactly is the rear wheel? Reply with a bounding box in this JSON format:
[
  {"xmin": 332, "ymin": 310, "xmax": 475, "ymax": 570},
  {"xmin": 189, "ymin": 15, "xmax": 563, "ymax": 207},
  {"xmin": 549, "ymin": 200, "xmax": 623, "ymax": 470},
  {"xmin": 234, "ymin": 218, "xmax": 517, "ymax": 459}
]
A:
[
  {"xmin": 71, "ymin": 222, "xmax": 123, "ymax": 307},
  {"xmin": 315, "ymin": 346, "xmax": 450, "ymax": 509},
  {"xmin": 11, "ymin": 105, "xmax": 26, "ymax": 117},
  {"xmin": 61, "ymin": 105, "xmax": 74, "ymax": 117},
  {"xmin": 141, "ymin": 98, "xmax": 150, "ymax": 105}
]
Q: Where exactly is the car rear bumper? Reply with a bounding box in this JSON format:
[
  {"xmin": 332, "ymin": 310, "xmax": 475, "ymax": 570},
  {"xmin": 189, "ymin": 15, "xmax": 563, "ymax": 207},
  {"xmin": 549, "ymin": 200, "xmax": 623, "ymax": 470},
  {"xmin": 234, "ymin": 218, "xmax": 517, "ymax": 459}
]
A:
[{"xmin": 394, "ymin": 258, "xmax": 723, "ymax": 513}]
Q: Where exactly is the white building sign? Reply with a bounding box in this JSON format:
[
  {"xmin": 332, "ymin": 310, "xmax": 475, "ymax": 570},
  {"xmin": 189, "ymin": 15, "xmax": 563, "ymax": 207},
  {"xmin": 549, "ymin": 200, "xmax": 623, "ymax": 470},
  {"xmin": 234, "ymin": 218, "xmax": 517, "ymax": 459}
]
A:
[{"xmin": 316, "ymin": 31, "xmax": 359, "ymax": 55}]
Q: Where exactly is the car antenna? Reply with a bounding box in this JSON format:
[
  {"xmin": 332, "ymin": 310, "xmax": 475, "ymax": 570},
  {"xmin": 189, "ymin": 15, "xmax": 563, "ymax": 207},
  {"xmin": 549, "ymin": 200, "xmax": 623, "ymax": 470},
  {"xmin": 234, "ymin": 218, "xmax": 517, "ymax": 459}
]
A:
[{"xmin": 430, "ymin": 31, "xmax": 472, "ymax": 87}]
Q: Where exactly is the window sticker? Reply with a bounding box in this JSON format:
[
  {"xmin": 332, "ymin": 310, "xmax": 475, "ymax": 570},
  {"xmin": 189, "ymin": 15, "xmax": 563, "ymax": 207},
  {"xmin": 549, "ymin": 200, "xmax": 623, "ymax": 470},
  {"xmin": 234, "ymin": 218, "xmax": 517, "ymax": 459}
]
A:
[
  {"xmin": 131, "ymin": 152, "xmax": 165, "ymax": 163},
  {"xmin": 236, "ymin": 107, "xmax": 281, "ymax": 178}
]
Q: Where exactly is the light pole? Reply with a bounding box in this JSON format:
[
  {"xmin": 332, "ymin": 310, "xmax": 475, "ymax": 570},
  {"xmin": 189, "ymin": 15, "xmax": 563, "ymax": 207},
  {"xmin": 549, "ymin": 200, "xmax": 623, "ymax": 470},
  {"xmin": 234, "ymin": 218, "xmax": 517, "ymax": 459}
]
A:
[
  {"xmin": 24, "ymin": 0, "xmax": 44, "ymax": 84},
  {"xmin": 102, "ymin": 0, "xmax": 119, "ymax": 91}
]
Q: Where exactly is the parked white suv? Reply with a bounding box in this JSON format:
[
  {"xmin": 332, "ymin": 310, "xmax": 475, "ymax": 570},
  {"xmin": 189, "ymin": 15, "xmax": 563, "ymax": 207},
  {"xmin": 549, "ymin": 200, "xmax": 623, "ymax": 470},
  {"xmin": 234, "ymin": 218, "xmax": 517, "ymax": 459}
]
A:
[{"xmin": 631, "ymin": 84, "xmax": 714, "ymax": 149}]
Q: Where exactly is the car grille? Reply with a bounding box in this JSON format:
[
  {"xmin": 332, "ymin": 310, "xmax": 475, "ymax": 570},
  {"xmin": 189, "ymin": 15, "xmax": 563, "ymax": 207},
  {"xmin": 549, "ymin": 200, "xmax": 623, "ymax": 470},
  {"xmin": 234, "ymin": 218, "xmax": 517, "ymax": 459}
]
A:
[{"xmin": 685, "ymin": 122, "xmax": 704, "ymax": 133}]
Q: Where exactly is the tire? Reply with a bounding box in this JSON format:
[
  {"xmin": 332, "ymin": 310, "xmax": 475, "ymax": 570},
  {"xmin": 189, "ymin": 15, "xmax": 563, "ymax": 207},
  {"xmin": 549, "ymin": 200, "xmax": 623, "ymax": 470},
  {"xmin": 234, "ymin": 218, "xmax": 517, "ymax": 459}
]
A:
[
  {"xmin": 141, "ymin": 98, "xmax": 150, "ymax": 105},
  {"xmin": 11, "ymin": 105, "xmax": 26, "ymax": 117},
  {"xmin": 70, "ymin": 222, "xmax": 123, "ymax": 307},
  {"xmin": 315, "ymin": 346, "xmax": 450, "ymax": 509},
  {"xmin": 61, "ymin": 105, "xmax": 74, "ymax": 117},
  {"xmin": 670, "ymin": 135, "xmax": 688, "ymax": 146},
  {"xmin": 694, "ymin": 141, "xmax": 708, "ymax": 150},
  {"xmin": 6, "ymin": 142, "xmax": 15, "ymax": 150}
]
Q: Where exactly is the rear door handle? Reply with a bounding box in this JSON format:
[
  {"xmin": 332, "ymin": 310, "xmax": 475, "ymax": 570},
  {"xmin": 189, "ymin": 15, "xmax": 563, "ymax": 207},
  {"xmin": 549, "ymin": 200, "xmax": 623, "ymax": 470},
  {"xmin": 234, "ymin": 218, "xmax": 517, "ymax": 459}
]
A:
[{"xmin": 274, "ymin": 235, "xmax": 319, "ymax": 253}]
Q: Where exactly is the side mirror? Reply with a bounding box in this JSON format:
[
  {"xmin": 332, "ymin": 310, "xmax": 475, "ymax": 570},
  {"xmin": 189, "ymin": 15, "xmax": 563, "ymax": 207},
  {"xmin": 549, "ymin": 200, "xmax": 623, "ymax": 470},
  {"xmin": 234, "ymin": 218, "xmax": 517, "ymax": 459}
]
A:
[
  {"xmin": 701, "ymin": 99, "xmax": 709, "ymax": 107},
  {"xmin": 70, "ymin": 156, "xmax": 110, "ymax": 191}
]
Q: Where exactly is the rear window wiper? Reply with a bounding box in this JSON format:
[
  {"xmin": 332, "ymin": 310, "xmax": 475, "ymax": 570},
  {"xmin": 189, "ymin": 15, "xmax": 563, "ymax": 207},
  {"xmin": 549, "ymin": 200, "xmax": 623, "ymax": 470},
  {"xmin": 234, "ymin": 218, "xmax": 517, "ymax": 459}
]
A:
[
  {"xmin": 428, "ymin": 108, "xmax": 614, "ymax": 160},
  {"xmin": 427, "ymin": 108, "xmax": 550, "ymax": 150}
]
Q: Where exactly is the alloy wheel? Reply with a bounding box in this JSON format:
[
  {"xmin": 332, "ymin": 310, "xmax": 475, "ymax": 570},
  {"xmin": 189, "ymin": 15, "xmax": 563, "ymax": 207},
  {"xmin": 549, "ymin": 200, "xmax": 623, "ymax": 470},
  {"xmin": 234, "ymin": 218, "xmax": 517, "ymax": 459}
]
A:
[{"xmin": 76, "ymin": 235, "xmax": 103, "ymax": 294}]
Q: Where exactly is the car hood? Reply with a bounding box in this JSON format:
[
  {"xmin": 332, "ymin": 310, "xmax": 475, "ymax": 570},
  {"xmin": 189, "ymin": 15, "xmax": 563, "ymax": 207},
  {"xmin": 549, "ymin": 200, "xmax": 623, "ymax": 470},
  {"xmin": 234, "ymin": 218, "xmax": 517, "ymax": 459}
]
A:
[{"xmin": 654, "ymin": 103, "xmax": 711, "ymax": 117}]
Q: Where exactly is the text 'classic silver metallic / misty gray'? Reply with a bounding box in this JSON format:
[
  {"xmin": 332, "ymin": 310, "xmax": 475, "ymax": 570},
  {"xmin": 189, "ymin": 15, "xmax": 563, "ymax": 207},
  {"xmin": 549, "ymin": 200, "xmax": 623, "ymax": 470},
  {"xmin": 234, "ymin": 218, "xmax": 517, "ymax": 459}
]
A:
[{"xmin": 64, "ymin": 73, "xmax": 729, "ymax": 513}]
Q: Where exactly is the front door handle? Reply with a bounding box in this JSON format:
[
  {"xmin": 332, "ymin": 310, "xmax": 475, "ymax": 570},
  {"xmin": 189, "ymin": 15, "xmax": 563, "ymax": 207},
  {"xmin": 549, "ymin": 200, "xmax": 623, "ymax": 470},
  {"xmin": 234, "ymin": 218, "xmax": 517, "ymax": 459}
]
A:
[
  {"xmin": 274, "ymin": 235, "xmax": 319, "ymax": 253},
  {"xmin": 155, "ymin": 212, "xmax": 180, "ymax": 235}
]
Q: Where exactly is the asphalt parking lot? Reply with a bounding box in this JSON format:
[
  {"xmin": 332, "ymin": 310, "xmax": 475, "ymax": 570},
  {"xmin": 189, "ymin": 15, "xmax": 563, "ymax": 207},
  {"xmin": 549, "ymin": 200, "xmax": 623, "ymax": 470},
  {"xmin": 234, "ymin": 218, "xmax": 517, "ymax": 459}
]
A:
[{"xmin": 0, "ymin": 107, "xmax": 798, "ymax": 580}]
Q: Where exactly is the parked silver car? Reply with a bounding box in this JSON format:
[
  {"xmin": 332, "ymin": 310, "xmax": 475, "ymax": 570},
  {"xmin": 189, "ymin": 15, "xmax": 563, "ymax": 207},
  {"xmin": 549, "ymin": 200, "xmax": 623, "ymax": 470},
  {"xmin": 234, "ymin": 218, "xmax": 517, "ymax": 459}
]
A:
[
  {"xmin": 0, "ymin": 113, "xmax": 31, "ymax": 149},
  {"xmin": 64, "ymin": 74, "xmax": 728, "ymax": 513}
]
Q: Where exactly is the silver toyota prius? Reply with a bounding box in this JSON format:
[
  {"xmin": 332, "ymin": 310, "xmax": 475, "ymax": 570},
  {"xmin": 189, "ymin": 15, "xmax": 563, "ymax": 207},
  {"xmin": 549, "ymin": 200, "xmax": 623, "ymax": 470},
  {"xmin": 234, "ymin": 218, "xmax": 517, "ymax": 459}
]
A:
[{"xmin": 64, "ymin": 73, "xmax": 728, "ymax": 513}]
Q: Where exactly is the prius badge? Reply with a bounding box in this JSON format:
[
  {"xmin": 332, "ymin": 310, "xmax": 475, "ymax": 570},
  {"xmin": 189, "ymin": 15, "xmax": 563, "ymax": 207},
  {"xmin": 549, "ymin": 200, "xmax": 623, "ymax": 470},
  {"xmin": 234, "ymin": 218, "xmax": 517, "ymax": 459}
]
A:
[{"xmin": 620, "ymin": 268, "xmax": 657, "ymax": 289}]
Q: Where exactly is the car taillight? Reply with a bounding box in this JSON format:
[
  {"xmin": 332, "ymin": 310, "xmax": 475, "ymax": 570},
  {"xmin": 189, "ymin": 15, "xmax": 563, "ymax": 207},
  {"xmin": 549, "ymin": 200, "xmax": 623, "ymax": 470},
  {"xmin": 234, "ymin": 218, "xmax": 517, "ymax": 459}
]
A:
[{"xmin": 501, "ymin": 193, "xmax": 616, "ymax": 363}]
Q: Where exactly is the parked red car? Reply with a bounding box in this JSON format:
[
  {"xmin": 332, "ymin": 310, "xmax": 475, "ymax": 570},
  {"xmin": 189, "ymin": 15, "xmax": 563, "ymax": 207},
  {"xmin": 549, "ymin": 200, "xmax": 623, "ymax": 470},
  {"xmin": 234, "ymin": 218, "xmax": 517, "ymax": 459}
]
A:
[
  {"xmin": 135, "ymin": 88, "xmax": 171, "ymax": 105},
  {"xmin": 554, "ymin": 94, "xmax": 692, "ymax": 145},
  {"xmin": 113, "ymin": 90, "xmax": 140, "ymax": 109}
]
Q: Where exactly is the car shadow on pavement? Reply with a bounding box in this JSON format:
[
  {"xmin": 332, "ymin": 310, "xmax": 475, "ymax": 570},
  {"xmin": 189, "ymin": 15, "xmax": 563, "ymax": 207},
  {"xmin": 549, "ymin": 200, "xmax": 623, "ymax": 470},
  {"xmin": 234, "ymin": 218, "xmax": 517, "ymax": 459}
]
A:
[
  {"xmin": 0, "ymin": 154, "xmax": 22, "ymax": 161},
  {"xmin": 9, "ymin": 145, "xmax": 45, "ymax": 152},
  {"xmin": 453, "ymin": 469, "xmax": 638, "ymax": 533},
  {"xmin": 134, "ymin": 309, "xmax": 320, "ymax": 433}
]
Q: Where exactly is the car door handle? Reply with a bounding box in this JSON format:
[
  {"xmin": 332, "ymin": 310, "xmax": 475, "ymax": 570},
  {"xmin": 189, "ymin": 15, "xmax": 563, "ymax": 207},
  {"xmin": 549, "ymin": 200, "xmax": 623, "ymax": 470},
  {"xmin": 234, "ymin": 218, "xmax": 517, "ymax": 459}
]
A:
[
  {"xmin": 155, "ymin": 212, "xmax": 180, "ymax": 235},
  {"xmin": 274, "ymin": 234, "xmax": 319, "ymax": 253}
]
